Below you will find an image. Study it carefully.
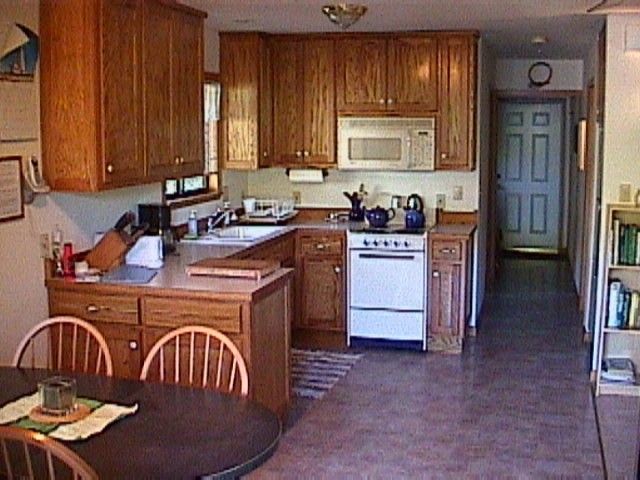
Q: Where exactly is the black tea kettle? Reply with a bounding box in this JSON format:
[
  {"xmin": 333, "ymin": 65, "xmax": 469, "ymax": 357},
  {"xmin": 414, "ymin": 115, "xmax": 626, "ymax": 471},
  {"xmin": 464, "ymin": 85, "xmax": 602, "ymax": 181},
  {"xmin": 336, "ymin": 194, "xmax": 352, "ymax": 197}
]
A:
[{"xmin": 404, "ymin": 194, "xmax": 425, "ymax": 229}]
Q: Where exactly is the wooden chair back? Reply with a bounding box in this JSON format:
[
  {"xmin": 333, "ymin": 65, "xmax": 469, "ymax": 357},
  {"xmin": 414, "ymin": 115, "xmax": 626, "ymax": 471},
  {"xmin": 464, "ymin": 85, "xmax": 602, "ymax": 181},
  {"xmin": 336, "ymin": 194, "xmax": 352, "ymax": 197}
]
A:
[
  {"xmin": 140, "ymin": 325, "xmax": 249, "ymax": 396},
  {"xmin": 12, "ymin": 316, "xmax": 113, "ymax": 377},
  {"xmin": 0, "ymin": 425, "xmax": 98, "ymax": 480}
]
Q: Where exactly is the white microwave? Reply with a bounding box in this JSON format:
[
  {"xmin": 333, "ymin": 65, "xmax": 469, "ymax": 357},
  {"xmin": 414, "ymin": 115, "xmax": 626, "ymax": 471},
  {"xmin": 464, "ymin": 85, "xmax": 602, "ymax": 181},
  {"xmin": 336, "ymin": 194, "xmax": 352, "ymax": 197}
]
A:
[{"xmin": 337, "ymin": 117, "xmax": 435, "ymax": 171}]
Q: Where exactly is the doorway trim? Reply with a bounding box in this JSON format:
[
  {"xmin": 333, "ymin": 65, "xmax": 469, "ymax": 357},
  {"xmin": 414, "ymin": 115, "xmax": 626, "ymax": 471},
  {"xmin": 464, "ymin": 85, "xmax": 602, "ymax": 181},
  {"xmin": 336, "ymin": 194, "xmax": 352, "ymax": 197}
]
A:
[{"xmin": 486, "ymin": 89, "xmax": 582, "ymax": 288}]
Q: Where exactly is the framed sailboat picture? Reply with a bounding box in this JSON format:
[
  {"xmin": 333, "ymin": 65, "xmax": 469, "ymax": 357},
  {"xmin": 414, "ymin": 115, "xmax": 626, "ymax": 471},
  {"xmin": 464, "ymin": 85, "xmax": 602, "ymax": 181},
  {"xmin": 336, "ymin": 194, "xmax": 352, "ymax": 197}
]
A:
[{"xmin": 0, "ymin": 23, "xmax": 39, "ymax": 82}]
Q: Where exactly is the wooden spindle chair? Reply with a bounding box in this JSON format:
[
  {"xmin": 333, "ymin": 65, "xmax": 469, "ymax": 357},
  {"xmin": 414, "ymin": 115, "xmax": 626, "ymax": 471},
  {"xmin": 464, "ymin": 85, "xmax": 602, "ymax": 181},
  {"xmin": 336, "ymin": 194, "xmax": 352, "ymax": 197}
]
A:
[
  {"xmin": 140, "ymin": 325, "xmax": 249, "ymax": 396},
  {"xmin": 12, "ymin": 316, "xmax": 113, "ymax": 377},
  {"xmin": 0, "ymin": 425, "xmax": 98, "ymax": 480}
]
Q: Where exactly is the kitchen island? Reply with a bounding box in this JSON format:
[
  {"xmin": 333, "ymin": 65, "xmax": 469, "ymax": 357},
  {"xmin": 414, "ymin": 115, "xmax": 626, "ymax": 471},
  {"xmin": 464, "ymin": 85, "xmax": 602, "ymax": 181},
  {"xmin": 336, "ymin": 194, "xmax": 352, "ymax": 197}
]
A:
[{"xmin": 46, "ymin": 238, "xmax": 294, "ymax": 418}]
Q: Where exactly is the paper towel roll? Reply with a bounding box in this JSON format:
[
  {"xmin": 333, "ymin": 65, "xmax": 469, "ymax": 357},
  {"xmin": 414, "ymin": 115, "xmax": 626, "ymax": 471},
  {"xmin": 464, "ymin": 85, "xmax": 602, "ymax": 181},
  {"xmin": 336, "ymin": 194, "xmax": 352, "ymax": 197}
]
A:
[{"xmin": 287, "ymin": 169, "xmax": 324, "ymax": 183}]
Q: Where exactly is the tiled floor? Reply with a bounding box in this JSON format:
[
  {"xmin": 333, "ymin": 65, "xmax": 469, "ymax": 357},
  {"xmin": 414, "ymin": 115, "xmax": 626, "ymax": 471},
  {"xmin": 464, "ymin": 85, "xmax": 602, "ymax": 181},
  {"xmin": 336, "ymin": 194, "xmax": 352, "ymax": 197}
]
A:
[{"xmin": 251, "ymin": 258, "xmax": 605, "ymax": 478}]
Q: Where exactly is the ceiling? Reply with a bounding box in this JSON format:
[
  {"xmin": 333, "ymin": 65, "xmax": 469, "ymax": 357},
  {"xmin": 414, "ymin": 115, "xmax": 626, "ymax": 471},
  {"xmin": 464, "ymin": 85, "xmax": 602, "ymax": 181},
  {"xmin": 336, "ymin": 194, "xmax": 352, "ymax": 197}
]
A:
[{"xmin": 180, "ymin": 0, "xmax": 629, "ymax": 59}]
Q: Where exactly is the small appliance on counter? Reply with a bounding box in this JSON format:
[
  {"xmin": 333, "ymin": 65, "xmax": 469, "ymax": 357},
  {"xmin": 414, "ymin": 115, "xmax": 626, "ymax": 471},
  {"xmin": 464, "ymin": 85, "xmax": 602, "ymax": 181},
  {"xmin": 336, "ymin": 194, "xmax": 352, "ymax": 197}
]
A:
[
  {"xmin": 138, "ymin": 203, "xmax": 176, "ymax": 254},
  {"xmin": 404, "ymin": 194, "xmax": 426, "ymax": 229},
  {"xmin": 125, "ymin": 236, "xmax": 164, "ymax": 269}
]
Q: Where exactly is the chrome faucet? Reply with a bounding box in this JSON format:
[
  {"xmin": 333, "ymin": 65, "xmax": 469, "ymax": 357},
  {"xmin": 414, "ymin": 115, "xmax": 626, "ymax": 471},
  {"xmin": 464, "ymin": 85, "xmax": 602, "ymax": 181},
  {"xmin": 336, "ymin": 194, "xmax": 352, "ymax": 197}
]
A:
[{"xmin": 207, "ymin": 203, "xmax": 234, "ymax": 233}]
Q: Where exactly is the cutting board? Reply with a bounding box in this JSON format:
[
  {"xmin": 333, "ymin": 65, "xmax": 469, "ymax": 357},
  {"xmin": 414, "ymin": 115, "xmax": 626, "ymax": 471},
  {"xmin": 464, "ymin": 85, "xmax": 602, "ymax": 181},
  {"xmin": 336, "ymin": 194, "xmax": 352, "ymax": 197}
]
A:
[{"xmin": 185, "ymin": 258, "xmax": 280, "ymax": 281}]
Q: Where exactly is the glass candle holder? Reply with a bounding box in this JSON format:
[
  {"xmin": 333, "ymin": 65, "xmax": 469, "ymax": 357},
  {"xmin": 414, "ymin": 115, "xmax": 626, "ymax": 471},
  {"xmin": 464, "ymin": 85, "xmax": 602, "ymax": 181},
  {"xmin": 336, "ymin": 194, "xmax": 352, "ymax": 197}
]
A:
[{"xmin": 38, "ymin": 376, "xmax": 77, "ymax": 415}]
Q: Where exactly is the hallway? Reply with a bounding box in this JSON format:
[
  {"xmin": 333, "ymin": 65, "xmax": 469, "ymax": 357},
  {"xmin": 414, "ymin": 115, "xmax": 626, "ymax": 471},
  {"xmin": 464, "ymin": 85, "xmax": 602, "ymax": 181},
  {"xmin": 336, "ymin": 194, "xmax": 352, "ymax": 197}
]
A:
[{"xmin": 252, "ymin": 258, "xmax": 603, "ymax": 478}]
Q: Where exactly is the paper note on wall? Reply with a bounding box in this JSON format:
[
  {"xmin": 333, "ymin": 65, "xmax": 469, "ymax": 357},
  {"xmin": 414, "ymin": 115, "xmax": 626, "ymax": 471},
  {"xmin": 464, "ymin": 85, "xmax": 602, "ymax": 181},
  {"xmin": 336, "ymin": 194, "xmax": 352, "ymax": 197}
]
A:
[{"xmin": 0, "ymin": 81, "xmax": 38, "ymax": 142}]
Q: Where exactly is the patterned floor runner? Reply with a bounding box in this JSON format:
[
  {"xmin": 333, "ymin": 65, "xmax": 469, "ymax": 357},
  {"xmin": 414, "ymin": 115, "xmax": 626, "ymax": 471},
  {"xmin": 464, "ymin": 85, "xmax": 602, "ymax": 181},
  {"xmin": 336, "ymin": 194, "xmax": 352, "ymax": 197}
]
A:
[{"xmin": 291, "ymin": 349, "xmax": 363, "ymax": 399}]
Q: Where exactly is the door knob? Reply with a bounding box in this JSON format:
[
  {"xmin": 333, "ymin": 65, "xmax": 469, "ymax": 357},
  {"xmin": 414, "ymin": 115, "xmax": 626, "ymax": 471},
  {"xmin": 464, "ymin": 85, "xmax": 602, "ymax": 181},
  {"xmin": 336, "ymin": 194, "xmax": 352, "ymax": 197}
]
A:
[
  {"xmin": 433, "ymin": 271, "xmax": 440, "ymax": 278},
  {"xmin": 128, "ymin": 340, "xmax": 138, "ymax": 350}
]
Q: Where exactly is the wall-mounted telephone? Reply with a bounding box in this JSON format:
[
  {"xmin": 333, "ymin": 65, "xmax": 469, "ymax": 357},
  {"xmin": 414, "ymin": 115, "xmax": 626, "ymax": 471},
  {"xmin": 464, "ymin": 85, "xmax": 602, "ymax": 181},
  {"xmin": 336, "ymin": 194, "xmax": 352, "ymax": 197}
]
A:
[{"xmin": 23, "ymin": 155, "xmax": 50, "ymax": 193}]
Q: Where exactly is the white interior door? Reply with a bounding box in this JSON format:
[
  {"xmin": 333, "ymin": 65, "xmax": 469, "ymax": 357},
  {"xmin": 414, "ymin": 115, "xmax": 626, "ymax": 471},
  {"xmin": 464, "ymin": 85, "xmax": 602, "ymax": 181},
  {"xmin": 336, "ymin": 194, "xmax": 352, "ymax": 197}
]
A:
[{"xmin": 497, "ymin": 101, "xmax": 564, "ymax": 250}]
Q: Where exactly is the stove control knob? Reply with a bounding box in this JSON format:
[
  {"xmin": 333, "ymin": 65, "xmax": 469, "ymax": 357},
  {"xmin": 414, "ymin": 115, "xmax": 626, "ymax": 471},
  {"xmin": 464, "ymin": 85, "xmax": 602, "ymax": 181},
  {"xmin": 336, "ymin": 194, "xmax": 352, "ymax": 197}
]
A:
[
  {"xmin": 393, "ymin": 240, "xmax": 400, "ymax": 247},
  {"xmin": 383, "ymin": 240, "xmax": 389, "ymax": 247},
  {"xmin": 404, "ymin": 240, "xmax": 410, "ymax": 248},
  {"xmin": 372, "ymin": 240, "xmax": 379, "ymax": 247},
  {"xmin": 363, "ymin": 239, "xmax": 369, "ymax": 246}
]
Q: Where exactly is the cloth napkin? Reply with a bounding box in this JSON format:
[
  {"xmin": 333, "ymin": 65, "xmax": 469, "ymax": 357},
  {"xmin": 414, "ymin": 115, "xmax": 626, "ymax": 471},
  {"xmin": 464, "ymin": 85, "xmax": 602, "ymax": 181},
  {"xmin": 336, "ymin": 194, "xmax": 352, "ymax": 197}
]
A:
[{"xmin": 0, "ymin": 392, "xmax": 138, "ymax": 441}]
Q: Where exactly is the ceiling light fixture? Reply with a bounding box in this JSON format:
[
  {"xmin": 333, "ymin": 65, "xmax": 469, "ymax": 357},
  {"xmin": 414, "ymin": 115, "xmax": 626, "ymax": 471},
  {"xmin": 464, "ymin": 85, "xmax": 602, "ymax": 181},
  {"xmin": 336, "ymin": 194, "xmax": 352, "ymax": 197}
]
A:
[
  {"xmin": 531, "ymin": 35, "xmax": 548, "ymax": 45},
  {"xmin": 322, "ymin": 4, "xmax": 367, "ymax": 30}
]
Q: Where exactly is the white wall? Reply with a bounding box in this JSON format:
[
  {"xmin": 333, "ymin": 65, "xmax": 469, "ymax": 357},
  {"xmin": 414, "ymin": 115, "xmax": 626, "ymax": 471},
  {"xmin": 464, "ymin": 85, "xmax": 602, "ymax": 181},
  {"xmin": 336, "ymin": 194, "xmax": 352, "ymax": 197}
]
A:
[
  {"xmin": 592, "ymin": 14, "xmax": 640, "ymax": 370},
  {"xmin": 494, "ymin": 59, "xmax": 584, "ymax": 91},
  {"xmin": 0, "ymin": 1, "xmax": 164, "ymax": 364}
]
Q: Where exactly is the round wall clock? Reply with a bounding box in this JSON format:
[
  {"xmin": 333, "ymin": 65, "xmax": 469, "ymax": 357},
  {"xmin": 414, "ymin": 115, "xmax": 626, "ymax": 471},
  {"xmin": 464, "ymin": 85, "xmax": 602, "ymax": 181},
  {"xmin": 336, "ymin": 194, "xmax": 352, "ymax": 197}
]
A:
[{"xmin": 528, "ymin": 61, "xmax": 553, "ymax": 88}]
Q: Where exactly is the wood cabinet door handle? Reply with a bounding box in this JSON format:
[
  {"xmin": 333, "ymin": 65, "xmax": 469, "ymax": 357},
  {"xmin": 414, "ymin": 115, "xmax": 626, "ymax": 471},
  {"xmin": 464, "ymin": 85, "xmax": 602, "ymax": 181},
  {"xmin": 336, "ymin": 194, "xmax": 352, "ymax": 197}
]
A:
[
  {"xmin": 441, "ymin": 153, "xmax": 448, "ymax": 160},
  {"xmin": 263, "ymin": 151, "xmax": 268, "ymax": 158},
  {"xmin": 303, "ymin": 150, "xmax": 310, "ymax": 157},
  {"xmin": 86, "ymin": 305, "xmax": 100, "ymax": 313},
  {"xmin": 334, "ymin": 266, "xmax": 341, "ymax": 274},
  {"xmin": 180, "ymin": 157, "xmax": 185, "ymax": 165},
  {"xmin": 378, "ymin": 98, "xmax": 385, "ymax": 104},
  {"xmin": 295, "ymin": 150, "xmax": 302, "ymax": 158},
  {"xmin": 387, "ymin": 98, "xmax": 394, "ymax": 104},
  {"xmin": 440, "ymin": 248, "xmax": 455, "ymax": 254},
  {"xmin": 174, "ymin": 156, "xmax": 181, "ymax": 165},
  {"xmin": 106, "ymin": 164, "xmax": 114, "ymax": 174},
  {"xmin": 128, "ymin": 340, "xmax": 138, "ymax": 350},
  {"xmin": 316, "ymin": 243, "xmax": 325, "ymax": 250}
]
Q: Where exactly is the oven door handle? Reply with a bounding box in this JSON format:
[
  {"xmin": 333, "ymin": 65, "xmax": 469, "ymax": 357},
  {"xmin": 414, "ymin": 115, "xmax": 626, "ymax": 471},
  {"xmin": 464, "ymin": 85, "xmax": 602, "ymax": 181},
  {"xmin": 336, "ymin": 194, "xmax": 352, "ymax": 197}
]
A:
[{"xmin": 358, "ymin": 253, "xmax": 416, "ymax": 261}]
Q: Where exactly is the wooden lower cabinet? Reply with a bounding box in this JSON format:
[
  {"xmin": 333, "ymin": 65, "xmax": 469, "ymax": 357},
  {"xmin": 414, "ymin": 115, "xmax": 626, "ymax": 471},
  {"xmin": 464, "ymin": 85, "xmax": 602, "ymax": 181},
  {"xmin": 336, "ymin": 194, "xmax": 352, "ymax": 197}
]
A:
[
  {"xmin": 429, "ymin": 262, "xmax": 462, "ymax": 336},
  {"xmin": 427, "ymin": 224, "xmax": 475, "ymax": 350},
  {"xmin": 92, "ymin": 322, "xmax": 142, "ymax": 380},
  {"xmin": 294, "ymin": 231, "xmax": 346, "ymax": 349},
  {"xmin": 47, "ymin": 274, "xmax": 292, "ymax": 417}
]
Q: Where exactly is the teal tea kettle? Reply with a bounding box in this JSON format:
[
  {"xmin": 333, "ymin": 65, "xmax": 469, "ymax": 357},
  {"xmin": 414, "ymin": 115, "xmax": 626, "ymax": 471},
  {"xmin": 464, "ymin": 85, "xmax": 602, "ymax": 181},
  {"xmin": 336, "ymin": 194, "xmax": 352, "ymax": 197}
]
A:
[{"xmin": 404, "ymin": 194, "xmax": 425, "ymax": 229}]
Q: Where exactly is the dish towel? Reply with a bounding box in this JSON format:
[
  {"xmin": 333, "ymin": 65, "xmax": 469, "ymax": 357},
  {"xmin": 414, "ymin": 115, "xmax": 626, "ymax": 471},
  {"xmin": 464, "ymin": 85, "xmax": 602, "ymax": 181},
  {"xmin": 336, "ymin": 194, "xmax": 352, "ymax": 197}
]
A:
[{"xmin": 0, "ymin": 392, "xmax": 138, "ymax": 441}]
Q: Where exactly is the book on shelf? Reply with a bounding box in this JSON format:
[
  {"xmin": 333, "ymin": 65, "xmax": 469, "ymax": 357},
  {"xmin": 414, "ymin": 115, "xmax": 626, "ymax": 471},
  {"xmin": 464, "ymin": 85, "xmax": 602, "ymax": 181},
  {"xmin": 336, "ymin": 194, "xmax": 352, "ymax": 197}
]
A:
[
  {"xmin": 606, "ymin": 279, "xmax": 640, "ymax": 329},
  {"xmin": 611, "ymin": 220, "xmax": 640, "ymax": 266},
  {"xmin": 601, "ymin": 357, "xmax": 636, "ymax": 384}
]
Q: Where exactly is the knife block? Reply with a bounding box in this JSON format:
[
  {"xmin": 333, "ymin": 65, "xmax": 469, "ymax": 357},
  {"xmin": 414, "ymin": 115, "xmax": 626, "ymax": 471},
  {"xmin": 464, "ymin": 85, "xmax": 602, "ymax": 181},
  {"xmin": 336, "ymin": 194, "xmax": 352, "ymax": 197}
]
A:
[{"xmin": 84, "ymin": 230, "xmax": 130, "ymax": 272}]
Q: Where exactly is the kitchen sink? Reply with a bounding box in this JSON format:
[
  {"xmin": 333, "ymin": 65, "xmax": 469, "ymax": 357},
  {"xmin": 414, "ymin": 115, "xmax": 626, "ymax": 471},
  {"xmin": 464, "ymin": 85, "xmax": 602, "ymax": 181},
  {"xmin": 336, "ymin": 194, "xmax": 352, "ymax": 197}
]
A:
[{"xmin": 181, "ymin": 226, "xmax": 286, "ymax": 245}]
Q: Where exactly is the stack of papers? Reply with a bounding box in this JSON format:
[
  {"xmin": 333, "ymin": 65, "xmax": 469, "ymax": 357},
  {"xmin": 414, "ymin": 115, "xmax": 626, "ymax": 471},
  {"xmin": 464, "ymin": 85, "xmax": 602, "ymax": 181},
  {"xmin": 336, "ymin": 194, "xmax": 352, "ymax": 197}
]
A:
[{"xmin": 601, "ymin": 357, "xmax": 637, "ymax": 384}]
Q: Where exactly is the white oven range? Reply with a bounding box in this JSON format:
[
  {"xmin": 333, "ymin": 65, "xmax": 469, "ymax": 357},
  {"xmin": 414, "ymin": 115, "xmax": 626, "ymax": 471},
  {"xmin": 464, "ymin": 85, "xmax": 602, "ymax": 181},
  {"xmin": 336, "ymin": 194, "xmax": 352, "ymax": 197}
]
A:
[{"xmin": 347, "ymin": 228, "xmax": 427, "ymax": 351}]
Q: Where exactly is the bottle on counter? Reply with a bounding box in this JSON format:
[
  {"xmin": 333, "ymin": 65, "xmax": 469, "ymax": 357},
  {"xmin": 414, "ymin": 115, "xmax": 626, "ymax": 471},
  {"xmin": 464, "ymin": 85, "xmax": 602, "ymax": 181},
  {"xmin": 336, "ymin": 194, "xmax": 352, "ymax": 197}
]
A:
[
  {"xmin": 187, "ymin": 210, "xmax": 198, "ymax": 237},
  {"xmin": 62, "ymin": 242, "xmax": 74, "ymax": 278},
  {"xmin": 52, "ymin": 224, "xmax": 63, "ymax": 277}
]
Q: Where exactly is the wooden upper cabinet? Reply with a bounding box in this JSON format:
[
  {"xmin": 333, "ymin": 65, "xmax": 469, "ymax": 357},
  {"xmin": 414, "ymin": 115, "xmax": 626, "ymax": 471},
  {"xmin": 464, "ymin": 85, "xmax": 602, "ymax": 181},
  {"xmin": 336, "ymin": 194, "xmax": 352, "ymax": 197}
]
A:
[
  {"xmin": 41, "ymin": 0, "xmax": 143, "ymax": 191},
  {"xmin": 303, "ymin": 38, "xmax": 336, "ymax": 166},
  {"xmin": 336, "ymin": 35, "xmax": 438, "ymax": 115},
  {"xmin": 220, "ymin": 33, "xmax": 272, "ymax": 170},
  {"xmin": 437, "ymin": 34, "xmax": 477, "ymax": 170},
  {"xmin": 145, "ymin": 1, "xmax": 204, "ymax": 180},
  {"xmin": 271, "ymin": 36, "xmax": 335, "ymax": 167},
  {"xmin": 41, "ymin": 0, "xmax": 205, "ymax": 191},
  {"xmin": 271, "ymin": 38, "xmax": 304, "ymax": 166},
  {"xmin": 387, "ymin": 36, "xmax": 438, "ymax": 113},
  {"xmin": 336, "ymin": 37, "xmax": 387, "ymax": 112},
  {"xmin": 101, "ymin": 0, "xmax": 145, "ymax": 187}
]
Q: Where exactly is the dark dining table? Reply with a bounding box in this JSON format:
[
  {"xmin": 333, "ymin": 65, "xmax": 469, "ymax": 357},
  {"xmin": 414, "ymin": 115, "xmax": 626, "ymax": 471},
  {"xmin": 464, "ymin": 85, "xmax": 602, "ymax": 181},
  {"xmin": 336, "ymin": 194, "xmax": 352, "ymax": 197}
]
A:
[{"xmin": 0, "ymin": 367, "xmax": 281, "ymax": 479}]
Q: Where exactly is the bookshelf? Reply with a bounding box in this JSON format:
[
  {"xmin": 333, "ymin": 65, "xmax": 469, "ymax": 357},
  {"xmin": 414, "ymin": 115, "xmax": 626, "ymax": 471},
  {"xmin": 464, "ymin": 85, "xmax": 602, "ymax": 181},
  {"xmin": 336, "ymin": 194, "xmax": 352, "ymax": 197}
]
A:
[{"xmin": 596, "ymin": 204, "xmax": 640, "ymax": 396}]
